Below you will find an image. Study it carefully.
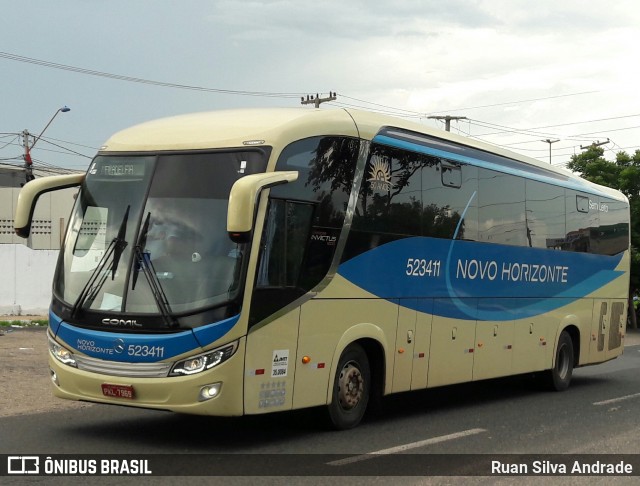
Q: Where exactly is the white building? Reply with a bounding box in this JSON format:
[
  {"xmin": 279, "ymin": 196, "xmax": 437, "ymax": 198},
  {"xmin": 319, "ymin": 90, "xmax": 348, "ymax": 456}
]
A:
[{"xmin": 1, "ymin": 166, "xmax": 79, "ymax": 315}]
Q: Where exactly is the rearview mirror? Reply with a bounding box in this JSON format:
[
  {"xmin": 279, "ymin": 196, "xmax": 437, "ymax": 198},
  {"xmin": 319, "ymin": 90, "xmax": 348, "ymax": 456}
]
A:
[
  {"xmin": 227, "ymin": 171, "xmax": 298, "ymax": 243},
  {"xmin": 14, "ymin": 173, "xmax": 85, "ymax": 238}
]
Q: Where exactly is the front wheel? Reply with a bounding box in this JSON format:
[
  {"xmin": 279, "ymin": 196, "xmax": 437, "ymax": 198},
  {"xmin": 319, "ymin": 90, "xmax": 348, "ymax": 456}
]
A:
[
  {"xmin": 544, "ymin": 330, "xmax": 574, "ymax": 391},
  {"xmin": 327, "ymin": 344, "xmax": 370, "ymax": 430}
]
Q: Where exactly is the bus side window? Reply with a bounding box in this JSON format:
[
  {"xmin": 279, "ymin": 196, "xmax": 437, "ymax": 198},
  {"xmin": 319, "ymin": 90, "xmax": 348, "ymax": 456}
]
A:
[
  {"xmin": 251, "ymin": 199, "xmax": 314, "ymax": 327},
  {"xmin": 249, "ymin": 136, "xmax": 359, "ymax": 327},
  {"xmin": 256, "ymin": 199, "xmax": 313, "ymax": 289}
]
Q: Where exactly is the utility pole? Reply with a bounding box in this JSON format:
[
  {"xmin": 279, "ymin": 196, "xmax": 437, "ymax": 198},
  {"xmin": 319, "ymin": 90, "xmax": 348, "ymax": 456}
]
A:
[
  {"xmin": 22, "ymin": 129, "xmax": 34, "ymax": 183},
  {"xmin": 580, "ymin": 138, "xmax": 610, "ymax": 150},
  {"xmin": 542, "ymin": 139, "xmax": 560, "ymax": 164},
  {"xmin": 20, "ymin": 106, "xmax": 70, "ymax": 184},
  {"xmin": 427, "ymin": 115, "xmax": 467, "ymax": 132},
  {"xmin": 301, "ymin": 92, "xmax": 337, "ymax": 108}
]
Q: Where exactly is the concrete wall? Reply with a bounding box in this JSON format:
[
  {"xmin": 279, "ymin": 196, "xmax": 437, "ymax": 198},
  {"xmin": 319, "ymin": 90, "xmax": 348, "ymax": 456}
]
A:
[
  {"xmin": 0, "ymin": 181, "xmax": 76, "ymax": 315},
  {"xmin": 0, "ymin": 187, "xmax": 77, "ymax": 249},
  {"xmin": 0, "ymin": 244, "xmax": 58, "ymax": 315}
]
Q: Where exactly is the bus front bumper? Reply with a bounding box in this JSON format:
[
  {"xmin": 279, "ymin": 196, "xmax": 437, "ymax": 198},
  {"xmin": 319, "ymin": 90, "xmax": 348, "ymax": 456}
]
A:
[{"xmin": 48, "ymin": 339, "xmax": 246, "ymax": 416}]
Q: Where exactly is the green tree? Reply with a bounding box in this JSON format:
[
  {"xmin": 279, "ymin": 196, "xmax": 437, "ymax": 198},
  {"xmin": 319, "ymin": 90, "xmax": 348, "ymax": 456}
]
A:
[{"xmin": 566, "ymin": 146, "xmax": 640, "ymax": 291}]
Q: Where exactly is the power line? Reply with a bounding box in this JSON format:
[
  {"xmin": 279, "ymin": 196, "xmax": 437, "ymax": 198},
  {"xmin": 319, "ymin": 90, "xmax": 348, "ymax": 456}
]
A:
[
  {"xmin": 37, "ymin": 135, "xmax": 98, "ymax": 151},
  {"xmin": 0, "ymin": 135, "xmax": 19, "ymax": 150},
  {"xmin": 0, "ymin": 51, "xmax": 306, "ymax": 99},
  {"xmin": 466, "ymin": 115, "xmax": 640, "ymax": 146},
  {"xmin": 427, "ymin": 91, "xmax": 600, "ymax": 115},
  {"xmin": 336, "ymin": 94, "xmax": 425, "ymax": 117},
  {"xmin": 467, "ymin": 118, "xmax": 558, "ymax": 139},
  {"xmin": 0, "ymin": 138, "xmax": 90, "ymax": 159},
  {"xmin": 37, "ymin": 137, "xmax": 93, "ymax": 158},
  {"xmin": 338, "ymin": 90, "xmax": 599, "ymax": 116},
  {"xmin": 3, "ymin": 49, "xmax": 638, "ymax": 166}
]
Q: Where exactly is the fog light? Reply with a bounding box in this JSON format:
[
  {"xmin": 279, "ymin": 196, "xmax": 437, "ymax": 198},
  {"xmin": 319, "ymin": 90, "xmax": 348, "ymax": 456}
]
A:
[
  {"xmin": 50, "ymin": 368, "xmax": 59, "ymax": 386},
  {"xmin": 198, "ymin": 383, "xmax": 222, "ymax": 402}
]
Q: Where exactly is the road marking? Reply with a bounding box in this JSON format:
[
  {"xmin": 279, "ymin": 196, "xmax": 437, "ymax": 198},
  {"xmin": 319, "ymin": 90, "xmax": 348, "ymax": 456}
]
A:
[
  {"xmin": 327, "ymin": 428, "xmax": 487, "ymax": 466},
  {"xmin": 593, "ymin": 392, "xmax": 640, "ymax": 406}
]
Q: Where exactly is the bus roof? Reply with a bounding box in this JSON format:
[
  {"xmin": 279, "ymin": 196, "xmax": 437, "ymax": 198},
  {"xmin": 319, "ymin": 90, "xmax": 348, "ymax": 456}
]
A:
[{"xmin": 100, "ymin": 107, "xmax": 626, "ymax": 203}]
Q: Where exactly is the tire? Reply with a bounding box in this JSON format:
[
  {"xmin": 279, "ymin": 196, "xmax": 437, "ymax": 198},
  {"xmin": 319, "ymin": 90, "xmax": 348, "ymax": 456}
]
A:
[
  {"xmin": 544, "ymin": 330, "xmax": 574, "ymax": 391},
  {"xmin": 327, "ymin": 344, "xmax": 371, "ymax": 430}
]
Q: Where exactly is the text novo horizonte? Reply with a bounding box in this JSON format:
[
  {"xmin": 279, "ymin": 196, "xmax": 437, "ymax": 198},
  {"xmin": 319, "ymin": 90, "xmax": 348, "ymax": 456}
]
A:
[{"xmin": 456, "ymin": 259, "xmax": 568, "ymax": 284}]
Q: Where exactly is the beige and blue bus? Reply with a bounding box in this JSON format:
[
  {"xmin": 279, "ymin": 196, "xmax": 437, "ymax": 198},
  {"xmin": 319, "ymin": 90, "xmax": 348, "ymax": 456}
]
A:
[{"xmin": 15, "ymin": 108, "xmax": 630, "ymax": 429}]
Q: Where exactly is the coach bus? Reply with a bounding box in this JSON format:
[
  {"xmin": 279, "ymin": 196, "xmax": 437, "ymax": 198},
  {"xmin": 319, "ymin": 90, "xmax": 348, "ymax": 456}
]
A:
[{"xmin": 15, "ymin": 108, "xmax": 630, "ymax": 429}]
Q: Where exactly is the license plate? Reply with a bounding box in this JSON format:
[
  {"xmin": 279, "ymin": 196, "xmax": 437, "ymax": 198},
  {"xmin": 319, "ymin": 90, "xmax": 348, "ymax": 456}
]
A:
[{"xmin": 101, "ymin": 383, "xmax": 135, "ymax": 399}]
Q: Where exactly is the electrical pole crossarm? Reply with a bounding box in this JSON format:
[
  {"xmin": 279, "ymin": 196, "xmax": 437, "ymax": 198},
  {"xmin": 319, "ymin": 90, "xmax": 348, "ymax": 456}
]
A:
[
  {"xmin": 301, "ymin": 92, "xmax": 337, "ymax": 108},
  {"xmin": 580, "ymin": 138, "xmax": 610, "ymax": 150},
  {"xmin": 427, "ymin": 115, "xmax": 467, "ymax": 132}
]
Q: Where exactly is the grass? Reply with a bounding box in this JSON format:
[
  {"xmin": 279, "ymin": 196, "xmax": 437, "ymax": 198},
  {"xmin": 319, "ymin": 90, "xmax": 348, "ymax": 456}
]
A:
[{"xmin": 0, "ymin": 319, "xmax": 48, "ymax": 327}]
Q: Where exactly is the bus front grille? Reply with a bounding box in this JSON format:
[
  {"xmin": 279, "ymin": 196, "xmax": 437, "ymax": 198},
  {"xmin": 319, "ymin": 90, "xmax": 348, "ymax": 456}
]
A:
[{"xmin": 74, "ymin": 355, "xmax": 172, "ymax": 378}]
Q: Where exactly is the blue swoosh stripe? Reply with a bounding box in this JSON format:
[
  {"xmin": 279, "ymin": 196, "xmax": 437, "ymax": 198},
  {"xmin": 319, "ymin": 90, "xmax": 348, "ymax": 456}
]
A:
[
  {"xmin": 52, "ymin": 314, "xmax": 239, "ymax": 363},
  {"xmin": 339, "ymin": 237, "xmax": 624, "ymax": 321}
]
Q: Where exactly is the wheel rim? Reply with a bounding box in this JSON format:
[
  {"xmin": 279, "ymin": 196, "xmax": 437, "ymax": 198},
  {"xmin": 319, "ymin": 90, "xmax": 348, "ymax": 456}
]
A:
[
  {"xmin": 337, "ymin": 361, "xmax": 364, "ymax": 410},
  {"xmin": 557, "ymin": 344, "xmax": 570, "ymax": 379}
]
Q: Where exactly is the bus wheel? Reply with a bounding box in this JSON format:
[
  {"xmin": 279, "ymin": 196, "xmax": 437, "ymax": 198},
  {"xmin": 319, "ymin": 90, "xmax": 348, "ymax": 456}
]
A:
[
  {"xmin": 545, "ymin": 331, "xmax": 574, "ymax": 391},
  {"xmin": 327, "ymin": 344, "xmax": 370, "ymax": 430}
]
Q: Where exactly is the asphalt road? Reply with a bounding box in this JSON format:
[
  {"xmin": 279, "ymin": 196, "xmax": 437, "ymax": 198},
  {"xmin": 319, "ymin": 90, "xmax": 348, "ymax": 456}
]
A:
[{"xmin": 2, "ymin": 336, "xmax": 640, "ymax": 484}]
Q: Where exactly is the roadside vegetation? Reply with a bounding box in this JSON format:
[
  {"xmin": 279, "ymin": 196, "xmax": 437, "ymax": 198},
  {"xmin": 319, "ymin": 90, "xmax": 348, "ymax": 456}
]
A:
[{"xmin": 0, "ymin": 318, "xmax": 48, "ymax": 327}]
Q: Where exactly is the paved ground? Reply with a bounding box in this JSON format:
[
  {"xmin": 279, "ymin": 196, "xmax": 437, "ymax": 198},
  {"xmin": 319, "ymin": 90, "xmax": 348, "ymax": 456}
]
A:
[
  {"xmin": 0, "ymin": 325, "xmax": 93, "ymax": 418},
  {"xmin": 1, "ymin": 322, "xmax": 640, "ymax": 418}
]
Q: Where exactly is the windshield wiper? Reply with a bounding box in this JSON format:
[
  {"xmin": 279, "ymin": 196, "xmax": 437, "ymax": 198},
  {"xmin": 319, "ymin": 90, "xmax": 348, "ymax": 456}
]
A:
[
  {"xmin": 71, "ymin": 206, "xmax": 130, "ymax": 318},
  {"xmin": 132, "ymin": 212, "xmax": 179, "ymax": 328}
]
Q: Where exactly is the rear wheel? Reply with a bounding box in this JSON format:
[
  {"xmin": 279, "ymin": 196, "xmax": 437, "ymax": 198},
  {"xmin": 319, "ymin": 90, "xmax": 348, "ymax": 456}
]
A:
[
  {"xmin": 327, "ymin": 344, "xmax": 370, "ymax": 430},
  {"xmin": 544, "ymin": 330, "xmax": 574, "ymax": 391}
]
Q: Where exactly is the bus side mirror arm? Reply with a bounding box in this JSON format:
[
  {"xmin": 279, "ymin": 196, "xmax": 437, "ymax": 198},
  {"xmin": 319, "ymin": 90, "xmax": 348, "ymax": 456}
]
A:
[
  {"xmin": 227, "ymin": 171, "xmax": 299, "ymax": 243},
  {"xmin": 14, "ymin": 173, "xmax": 85, "ymax": 238}
]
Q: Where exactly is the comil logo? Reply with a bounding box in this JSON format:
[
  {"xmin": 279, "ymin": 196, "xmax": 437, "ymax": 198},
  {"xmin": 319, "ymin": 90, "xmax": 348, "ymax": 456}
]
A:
[
  {"xmin": 8, "ymin": 456, "xmax": 39, "ymax": 474},
  {"xmin": 368, "ymin": 155, "xmax": 393, "ymax": 192}
]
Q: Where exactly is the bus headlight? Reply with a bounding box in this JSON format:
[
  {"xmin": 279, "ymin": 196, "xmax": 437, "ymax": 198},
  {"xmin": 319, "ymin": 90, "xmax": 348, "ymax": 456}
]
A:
[
  {"xmin": 169, "ymin": 341, "xmax": 238, "ymax": 376},
  {"xmin": 48, "ymin": 335, "xmax": 77, "ymax": 367}
]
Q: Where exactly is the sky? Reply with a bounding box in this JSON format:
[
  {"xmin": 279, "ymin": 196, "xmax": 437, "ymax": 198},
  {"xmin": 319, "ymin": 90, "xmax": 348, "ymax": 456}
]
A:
[{"xmin": 2, "ymin": 0, "xmax": 640, "ymax": 173}]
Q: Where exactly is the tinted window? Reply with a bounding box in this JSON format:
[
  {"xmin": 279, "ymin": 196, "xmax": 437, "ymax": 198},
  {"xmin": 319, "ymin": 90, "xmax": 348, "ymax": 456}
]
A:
[
  {"xmin": 526, "ymin": 180, "xmax": 566, "ymax": 249},
  {"xmin": 354, "ymin": 144, "xmax": 424, "ymax": 237},
  {"xmin": 344, "ymin": 144, "xmax": 424, "ymax": 262},
  {"xmin": 251, "ymin": 136, "xmax": 359, "ymax": 325},
  {"xmin": 565, "ymin": 191, "xmax": 599, "ymax": 253},
  {"xmin": 423, "ymin": 162, "xmax": 478, "ymax": 241},
  {"xmin": 598, "ymin": 199, "xmax": 628, "ymax": 255},
  {"xmin": 478, "ymin": 170, "xmax": 526, "ymax": 246}
]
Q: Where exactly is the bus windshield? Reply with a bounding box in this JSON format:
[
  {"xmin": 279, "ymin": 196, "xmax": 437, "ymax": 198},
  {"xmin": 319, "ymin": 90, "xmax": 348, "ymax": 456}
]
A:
[{"xmin": 54, "ymin": 150, "xmax": 269, "ymax": 323}]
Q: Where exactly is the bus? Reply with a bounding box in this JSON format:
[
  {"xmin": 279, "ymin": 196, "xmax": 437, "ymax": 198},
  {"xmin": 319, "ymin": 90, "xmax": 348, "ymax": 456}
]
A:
[{"xmin": 15, "ymin": 108, "xmax": 630, "ymax": 429}]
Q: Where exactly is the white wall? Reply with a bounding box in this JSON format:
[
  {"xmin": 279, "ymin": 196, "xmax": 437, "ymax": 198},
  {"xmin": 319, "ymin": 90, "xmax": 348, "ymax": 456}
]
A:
[
  {"xmin": 0, "ymin": 186, "xmax": 76, "ymax": 249},
  {"xmin": 0, "ymin": 244, "xmax": 58, "ymax": 315}
]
